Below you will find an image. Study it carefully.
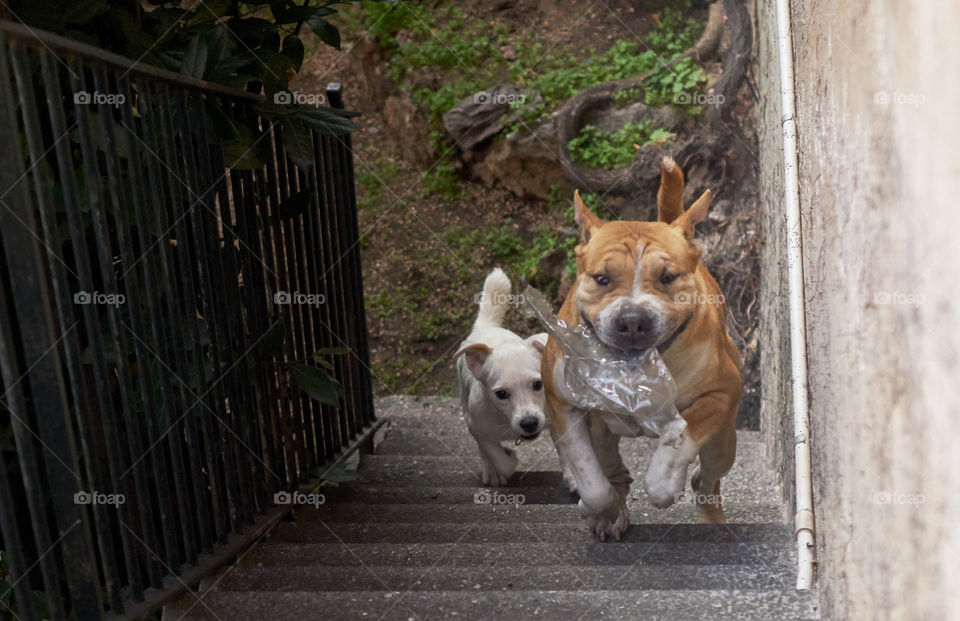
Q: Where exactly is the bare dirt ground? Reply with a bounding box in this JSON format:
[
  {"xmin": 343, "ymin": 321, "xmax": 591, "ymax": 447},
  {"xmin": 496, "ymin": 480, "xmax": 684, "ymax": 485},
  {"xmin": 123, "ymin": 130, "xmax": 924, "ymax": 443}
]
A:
[{"xmin": 291, "ymin": 0, "xmax": 761, "ymax": 429}]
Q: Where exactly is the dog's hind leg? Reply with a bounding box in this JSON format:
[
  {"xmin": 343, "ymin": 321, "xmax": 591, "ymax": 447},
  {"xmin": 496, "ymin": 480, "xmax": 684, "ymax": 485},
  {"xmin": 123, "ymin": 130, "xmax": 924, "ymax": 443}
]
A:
[{"xmin": 476, "ymin": 439, "xmax": 518, "ymax": 487}]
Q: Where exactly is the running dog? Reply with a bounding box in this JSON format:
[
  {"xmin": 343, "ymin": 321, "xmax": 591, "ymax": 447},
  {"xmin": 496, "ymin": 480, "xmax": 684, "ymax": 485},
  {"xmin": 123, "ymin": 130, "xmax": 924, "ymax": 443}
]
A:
[
  {"xmin": 456, "ymin": 269, "xmax": 548, "ymax": 486},
  {"xmin": 542, "ymin": 157, "xmax": 742, "ymax": 539}
]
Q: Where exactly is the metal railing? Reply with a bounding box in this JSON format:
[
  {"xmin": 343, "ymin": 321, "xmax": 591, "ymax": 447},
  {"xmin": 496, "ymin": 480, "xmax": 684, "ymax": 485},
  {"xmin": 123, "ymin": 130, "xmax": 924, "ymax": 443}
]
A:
[{"xmin": 0, "ymin": 20, "xmax": 375, "ymax": 620}]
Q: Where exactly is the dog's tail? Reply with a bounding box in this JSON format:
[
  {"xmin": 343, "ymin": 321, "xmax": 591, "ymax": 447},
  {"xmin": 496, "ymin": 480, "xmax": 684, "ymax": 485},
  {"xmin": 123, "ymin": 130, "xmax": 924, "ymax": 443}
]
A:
[{"xmin": 475, "ymin": 268, "xmax": 512, "ymax": 329}]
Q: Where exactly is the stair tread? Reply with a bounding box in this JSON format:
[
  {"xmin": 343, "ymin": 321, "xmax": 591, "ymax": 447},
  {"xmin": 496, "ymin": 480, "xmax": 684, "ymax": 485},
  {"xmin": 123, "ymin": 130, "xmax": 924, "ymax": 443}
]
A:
[
  {"xmin": 206, "ymin": 563, "xmax": 797, "ymax": 592},
  {"xmin": 286, "ymin": 501, "xmax": 787, "ymax": 525},
  {"xmin": 241, "ymin": 541, "xmax": 796, "ymax": 568},
  {"xmin": 166, "ymin": 588, "xmax": 819, "ymax": 620},
  {"xmin": 266, "ymin": 521, "xmax": 792, "ymax": 545}
]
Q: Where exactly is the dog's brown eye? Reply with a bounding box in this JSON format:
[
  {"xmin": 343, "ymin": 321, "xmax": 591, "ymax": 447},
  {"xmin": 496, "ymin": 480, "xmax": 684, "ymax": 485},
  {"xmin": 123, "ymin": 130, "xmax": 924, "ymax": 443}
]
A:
[
  {"xmin": 593, "ymin": 274, "xmax": 610, "ymax": 286},
  {"xmin": 532, "ymin": 380, "xmax": 543, "ymax": 391},
  {"xmin": 660, "ymin": 271, "xmax": 679, "ymax": 285},
  {"xmin": 495, "ymin": 389, "xmax": 509, "ymax": 400}
]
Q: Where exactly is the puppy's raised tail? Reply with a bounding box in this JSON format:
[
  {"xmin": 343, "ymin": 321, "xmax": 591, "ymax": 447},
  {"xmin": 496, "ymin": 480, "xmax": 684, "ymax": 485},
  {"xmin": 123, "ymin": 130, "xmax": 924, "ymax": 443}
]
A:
[{"xmin": 475, "ymin": 268, "xmax": 512, "ymax": 329}]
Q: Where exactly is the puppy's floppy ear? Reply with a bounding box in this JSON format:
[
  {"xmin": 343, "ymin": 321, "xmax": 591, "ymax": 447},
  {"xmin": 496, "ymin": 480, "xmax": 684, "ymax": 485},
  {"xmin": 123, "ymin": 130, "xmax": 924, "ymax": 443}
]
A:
[
  {"xmin": 455, "ymin": 343, "xmax": 492, "ymax": 378},
  {"xmin": 672, "ymin": 189, "xmax": 712, "ymax": 241},
  {"xmin": 525, "ymin": 333, "xmax": 547, "ymax": 354},
  {"xmin": 657, "ymin": 156, "xmax": 685, "ymax": 224},
  {"xmin": 574, "ymin": 189, "xmax": 603, "ymax": 242}
]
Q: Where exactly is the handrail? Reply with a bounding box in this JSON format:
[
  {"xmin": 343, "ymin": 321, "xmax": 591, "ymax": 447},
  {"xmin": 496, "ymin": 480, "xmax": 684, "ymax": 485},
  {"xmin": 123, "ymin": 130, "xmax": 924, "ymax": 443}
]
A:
[{"xmin": 0, "ymin": 18, "xmax": 263, "ymax": 101}]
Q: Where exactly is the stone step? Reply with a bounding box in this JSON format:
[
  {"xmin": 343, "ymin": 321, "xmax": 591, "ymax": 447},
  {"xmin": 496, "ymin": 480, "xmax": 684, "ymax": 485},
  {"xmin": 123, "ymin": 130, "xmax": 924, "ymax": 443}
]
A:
[
  {"xmin": 167, "ymin": 588, "xmax": 820, "ymax": 620},
  {"xmin": 314, "ymin": 485, "xmax": 781, "ymax": 512},
  {"xmin": 241, "ymin": 541, "xmax": 796, "ymax": 568},
  {"xmin": 264, "ymin": 521, "xmax": 791, "ymax": 545},
  {"xmin": 288, "ymin": 501, "xmax": 788, "ymax": 525},
  {"xmin": 351, "ymin": 455, "xmax": 782, "ymax": 507},
  {"xmin": 374, "ymin": 426, "xmax": 767, "ymax": 462},
  {"xmin": 205, "ymin": 563, "xmax": 796, "ymax": 592}
]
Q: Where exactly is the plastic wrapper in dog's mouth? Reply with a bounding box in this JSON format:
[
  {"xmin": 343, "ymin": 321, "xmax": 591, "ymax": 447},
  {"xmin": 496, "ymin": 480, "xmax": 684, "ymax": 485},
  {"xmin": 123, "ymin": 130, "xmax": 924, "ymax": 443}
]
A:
[{"xmin": 523, "ymin": 286, "xmax": 685, "ymax": 439}]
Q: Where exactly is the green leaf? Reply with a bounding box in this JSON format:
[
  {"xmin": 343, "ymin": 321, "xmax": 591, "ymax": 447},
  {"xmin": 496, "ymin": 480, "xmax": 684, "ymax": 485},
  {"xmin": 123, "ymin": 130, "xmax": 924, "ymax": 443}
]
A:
[
  {"xmin": 281, "ymin": 35, "xmax": 305, "ymax": 72},
  {"xmin": 312, "ymin": 347, "xmax": 348, "ymax": 358},
  {"xmin": 221, "ymin": 122, "xmax": 265, "ymax": 170},
  {"xmin": 298, "ymin": 107, "xmax": 355, "ymax": 136},
  {"xmin": 281, "ymin": 119, "xmax": 315, "ymax": 171},
  {"xmin": 180, "ymin": 34, "xmax": 208, "ymax": 80},
  {"xmin": 186, "ymin": 0, "xmax": 232, "ymax": 26},
  {"xmin": 307, "ymin": 16, "xmax": 341, "ymax": 50},
  {"xmin": 291, "ymin": 363, "xmax": 340, "ymax": 407}
]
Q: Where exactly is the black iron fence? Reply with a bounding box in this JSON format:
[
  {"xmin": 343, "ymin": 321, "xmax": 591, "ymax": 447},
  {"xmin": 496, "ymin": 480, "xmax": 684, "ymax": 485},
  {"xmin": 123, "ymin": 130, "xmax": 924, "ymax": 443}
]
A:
[{"xmin": 0, "ymin": 20, "xmax": 375, "ymax": 620}]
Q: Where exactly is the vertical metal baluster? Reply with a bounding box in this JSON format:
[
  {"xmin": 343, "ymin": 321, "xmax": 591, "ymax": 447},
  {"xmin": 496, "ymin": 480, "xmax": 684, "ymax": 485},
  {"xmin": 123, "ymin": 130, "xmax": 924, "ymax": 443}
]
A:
[
  {"xmin": 2, "ymin": 45, "xmax": 101, "ymax": 620},
  {"xmin": 327, "ymin": 84, "xmax": 377, "ymax": 428},
  {"xmin": 240, "ymin": 122, "xmax": 292, "ymax": 490},
  {"xmin": 173, "ymin": 88, "xmax": 236, "ymax": 536},
  {"xmin": 137, "ymin": 80, "xmax": 194, "ymax": 576},
  {"xmin": 14, "ymin": 53, "xmax": 128, "ymax": 613},
  {"xmin": 315, "ymin": 131, "xmax": 356, "ymax": 446},
  {"xmin": 266, "ymin": 130, "xmax": 311, "ymax": 474}
]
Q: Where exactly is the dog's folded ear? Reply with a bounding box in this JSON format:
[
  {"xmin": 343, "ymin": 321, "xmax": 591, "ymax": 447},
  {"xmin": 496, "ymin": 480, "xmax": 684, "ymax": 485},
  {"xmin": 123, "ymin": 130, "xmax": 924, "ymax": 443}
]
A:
[
  {"xmin": 455, "ymin": 343, "xmax": 492, "ymax": 377},
  {"xmin": 657, "ymin": 156, "xmax": 685, "ymax": 224},
  {"xmin": 525, "ymin": 333, "xmax": 548, "ymax": 354},
  {"xmin": 574, "ymin": 189, "xmax": 603, "ymax": 242}
]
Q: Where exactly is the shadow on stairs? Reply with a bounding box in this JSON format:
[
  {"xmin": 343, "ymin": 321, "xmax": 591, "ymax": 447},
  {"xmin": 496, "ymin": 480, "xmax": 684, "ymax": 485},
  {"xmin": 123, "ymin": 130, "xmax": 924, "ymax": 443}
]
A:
[{"xmin": 165, "ymin": 396, "xmax": 819, "ymax": 620}]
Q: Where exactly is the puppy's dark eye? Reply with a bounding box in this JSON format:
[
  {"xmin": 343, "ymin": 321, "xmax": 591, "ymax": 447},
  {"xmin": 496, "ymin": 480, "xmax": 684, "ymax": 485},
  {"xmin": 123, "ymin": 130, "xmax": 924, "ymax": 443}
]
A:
[
  {"xmin": 494, "ymin": 389, "xmax": 510, "ymax": 400},
  {"xmin": 593, "ymin": 274, "xmax": 610, "ymax": 286},
  {"xmin": 532, "ymin": 380, "xmax": 543, "ymax": 391},
  {"xmin": 660, "ymin": 271, "xmax": 679, "ymax": 285}
]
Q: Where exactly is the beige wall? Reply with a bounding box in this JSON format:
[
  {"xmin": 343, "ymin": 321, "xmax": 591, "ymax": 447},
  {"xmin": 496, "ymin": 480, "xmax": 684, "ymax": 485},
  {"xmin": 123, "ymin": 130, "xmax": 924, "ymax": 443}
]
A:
[{"xmin": 757, "ymin": 0, "xmax": 960, "ymax": 618}]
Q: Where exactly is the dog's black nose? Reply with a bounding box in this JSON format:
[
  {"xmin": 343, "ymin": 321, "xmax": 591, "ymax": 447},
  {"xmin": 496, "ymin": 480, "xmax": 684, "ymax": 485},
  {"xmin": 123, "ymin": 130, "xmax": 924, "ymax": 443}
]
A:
[
  {"xmin": 615, "ymin": 310, "xmax": 653, "ymax": 339},
  {"xmin": 519, "ymin": 416, "xmax": 539, "ymax": 433}
]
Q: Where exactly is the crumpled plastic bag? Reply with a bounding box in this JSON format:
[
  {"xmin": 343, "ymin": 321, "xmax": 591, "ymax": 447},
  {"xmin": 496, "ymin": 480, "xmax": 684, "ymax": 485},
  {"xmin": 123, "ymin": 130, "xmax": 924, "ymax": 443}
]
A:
[{"xmin": 523, "ymin": 286, "xmax": 685, "ymax": 438}]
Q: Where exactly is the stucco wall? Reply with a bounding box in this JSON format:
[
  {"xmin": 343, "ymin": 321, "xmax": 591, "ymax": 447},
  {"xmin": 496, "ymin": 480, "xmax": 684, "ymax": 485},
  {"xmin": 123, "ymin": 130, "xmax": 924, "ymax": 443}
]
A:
[{"xmin": 757, "ymin": 0, "xmax": 960, "ymax": 618}]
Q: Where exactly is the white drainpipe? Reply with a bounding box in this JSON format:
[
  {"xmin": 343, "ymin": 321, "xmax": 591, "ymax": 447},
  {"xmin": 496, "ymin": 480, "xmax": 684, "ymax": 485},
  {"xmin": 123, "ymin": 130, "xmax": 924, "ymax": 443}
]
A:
[{"xmin": 774, "ymin": 0, "xmax": 816, "ymax": 590}]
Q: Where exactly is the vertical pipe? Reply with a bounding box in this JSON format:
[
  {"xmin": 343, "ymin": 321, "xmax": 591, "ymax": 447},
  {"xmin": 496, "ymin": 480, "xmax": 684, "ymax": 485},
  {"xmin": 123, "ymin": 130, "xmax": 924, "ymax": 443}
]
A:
[{"xmin": 774, "ymin": 0, "xmax": 817, "ymax": 590}]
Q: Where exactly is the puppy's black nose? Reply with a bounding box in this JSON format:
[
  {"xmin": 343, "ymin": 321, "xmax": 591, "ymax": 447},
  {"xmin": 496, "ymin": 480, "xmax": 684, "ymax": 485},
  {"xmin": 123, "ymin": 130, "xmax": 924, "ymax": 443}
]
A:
[
  {"xmin": 615, "ymin": 310, "xmax": 653, "ymax": 338},
  {"xmin": 519, "ymin": 416, "xmax": 539, "ymax": 433}
]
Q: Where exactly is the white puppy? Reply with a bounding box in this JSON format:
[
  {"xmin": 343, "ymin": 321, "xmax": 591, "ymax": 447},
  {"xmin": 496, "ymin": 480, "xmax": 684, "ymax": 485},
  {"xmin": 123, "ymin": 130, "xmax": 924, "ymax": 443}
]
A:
[{"xmin": 456, "ymin": 269, "xmax": 548, "ymax": 486}]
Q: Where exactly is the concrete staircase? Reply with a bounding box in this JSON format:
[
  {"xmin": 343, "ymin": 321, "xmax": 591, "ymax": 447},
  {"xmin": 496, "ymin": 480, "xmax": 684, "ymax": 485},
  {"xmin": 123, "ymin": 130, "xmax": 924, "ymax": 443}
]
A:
[{"xmin": 165, "ymin": 396, "xmax": 819, "ymax": 620}]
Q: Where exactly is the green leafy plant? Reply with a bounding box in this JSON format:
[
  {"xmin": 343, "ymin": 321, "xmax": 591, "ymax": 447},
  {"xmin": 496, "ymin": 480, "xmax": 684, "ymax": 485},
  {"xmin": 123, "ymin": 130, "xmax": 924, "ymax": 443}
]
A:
[
  {"xmin": 568, "ymin": 121, "xmax": 672, "ymax": 169},
  {"xmin": 259, "ymin": 322, "xmax": 345, "ymax": 407}
]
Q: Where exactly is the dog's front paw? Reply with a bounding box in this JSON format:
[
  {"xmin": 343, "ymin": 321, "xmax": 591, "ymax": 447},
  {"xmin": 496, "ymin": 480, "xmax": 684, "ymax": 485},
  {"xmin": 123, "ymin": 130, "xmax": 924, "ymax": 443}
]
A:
[
  {"xmin": 580, "ymin": 495, "xmax": 630, "ymax": 541},
  {"xmin": 481, "ymin": 461, "xmax": 510, "ymax": 487},
  {"xmin": 577, "ymin": 485, "xmax": 629, "ymax": 541},
  {"xmin": 644, "ymin": 442, "xmax": 693, "ymax": 509}
]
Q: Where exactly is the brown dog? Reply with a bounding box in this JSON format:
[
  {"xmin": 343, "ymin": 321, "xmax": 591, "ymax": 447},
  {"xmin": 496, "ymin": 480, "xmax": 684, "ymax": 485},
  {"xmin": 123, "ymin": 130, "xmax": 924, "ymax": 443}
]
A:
[{"xmin": 542, "ymin": 157, "xmax": 741, "ymax": 539}]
